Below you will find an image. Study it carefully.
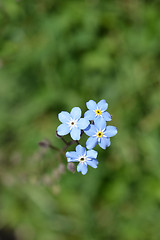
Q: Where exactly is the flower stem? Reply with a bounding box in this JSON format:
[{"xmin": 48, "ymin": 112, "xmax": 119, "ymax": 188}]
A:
[
  {"xmin": 39, "ymin": 133, "xmax": 80, "ymax": 160},
  {"xmin": 56, "ymin": 131, "xmax": 68, "ymax": 145}
]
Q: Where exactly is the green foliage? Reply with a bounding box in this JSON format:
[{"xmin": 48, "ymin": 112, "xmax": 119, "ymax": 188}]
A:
[{"xmin": 0, "ymin": 0, "xmax": 160, "ymax": 239}]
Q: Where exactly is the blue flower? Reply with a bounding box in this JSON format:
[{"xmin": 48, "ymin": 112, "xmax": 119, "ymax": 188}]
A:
[
  {"xmin": 57, "ymin": 107, "xmax": 90, "ymax": 140},
  {"xmin": 84, "ymin": 99, "xmax": 112, "ymax": 123},
  {"xmin": 66, "ymin": 145, "xmax": 99, "ymax": 175},
  {"xmin": 84, "ymin": 118, "xmax": 117, "ymax": 150}
]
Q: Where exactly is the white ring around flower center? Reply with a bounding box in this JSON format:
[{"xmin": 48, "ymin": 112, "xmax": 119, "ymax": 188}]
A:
[
  {"xmin": 94, "ymin": 128, "xmax": 106, "ymax": 142},
  {"xmin": 67, "ymin": 118, "xmax": 78, "ymax": 129},
  {"xmin": 78, "ymin": 155, "xmax": 87, "ymax": 163}
]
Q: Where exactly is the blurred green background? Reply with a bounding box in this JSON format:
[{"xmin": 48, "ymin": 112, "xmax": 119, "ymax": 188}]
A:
[{"xmin": 0, "ymin": 0, "xmax": 160, "ymax": 239}]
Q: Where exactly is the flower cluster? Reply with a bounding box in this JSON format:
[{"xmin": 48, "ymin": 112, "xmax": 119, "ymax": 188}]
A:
[{"xmin": 57, "ymin": 100, "xmax": 117, "ymax": 175}]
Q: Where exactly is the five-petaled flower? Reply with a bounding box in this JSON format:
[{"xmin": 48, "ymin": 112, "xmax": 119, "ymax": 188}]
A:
[
  {"xmin": 85, "ymin": 118, "xmax": 117, "ymax": 149},
  {"xmin": 57, "ymin": 107, "xmax": 89, "ymax": 140},
  {"xmin": 56, "ymin": 100, "xmax": 118, "ymax": 175},
  {"xmin": 66, "ymin": 145, "xmax": 98, "ymax": 175},
  {"xmin": 84, "ymin": 99, "xmax": 112, "ymax": 123}
]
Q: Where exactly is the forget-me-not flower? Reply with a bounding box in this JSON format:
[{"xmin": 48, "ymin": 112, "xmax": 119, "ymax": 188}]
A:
[
  {"xmin": 66, "ymin": 145, "xmax": 99, "ymax": 175},
  {"xmin": 84, "ymin": 99, "xmax": 112, "ymax": 123},
  {"xmin": 84, "ymin": 118, "xmax": 117, "ymax": 150},
  {"xmin": 57, "ymin": 107, "xmax": 89, "ymax": 140}
]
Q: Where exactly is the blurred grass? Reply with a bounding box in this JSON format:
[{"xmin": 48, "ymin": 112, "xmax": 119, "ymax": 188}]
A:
[{"xmin": 0, "ymin": 0, "xmax": 160, "ymax": 239}]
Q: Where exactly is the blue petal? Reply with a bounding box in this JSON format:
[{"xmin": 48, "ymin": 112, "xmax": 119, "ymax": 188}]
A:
[
  {"xmin": 102, "ymin": 112, "xmax": 112, "ymax": 121},
  {"xmin": 86, "ymin": 137, "xmax": 98, "ymax": 149},
  {"xmin": 66, "ymin": 151, "xmax": 78, "ymax": 159},
  {"xmin": 70, "ymin": 127, "xmax": 81, "ymax": 140},
  {"xmin": 70, "ymin": 107, "xmax": 81, "ymax": 119},
  {"xmin": 94, "ymin": 118, "xmax": 106, "ymax": 130},
  {"xmin": 97, "ymin": 99, "xmax": 108, "ymax": 111},
  {"xmin": 95, "ymin": 114, "xmax": 102, "ymax": 120},
  {"xmin": 77, "ymin": 162, "xmax": 88, "ymax": 175},
  {"xmin": 67, "ymin": 158, "xmax": 79, "ymax": 162},
  {"xmin": 76, "ymin": 145, "xmax": 86, "ymax": 156},
  {"xmin": 58, "ymin": 111, "xmax": 71, "ymax": 123},
  {"xmin": 98, "ymin": 137, "xmax": 111, "ymax": 149},
  {"xmin": 86, "ymin": 100, "xmax": 97, "ymax": 110},
  {"xmin": 93, "ymin": 159, "xmax": 99, "ymax": 165},
  {"xmin": 104, "ymin": 126, "xmax": 118, "ymax": 137},
  {"xmin": 77, "ymin": 118, "xmax": 90, "ymax": 130},
  {"xmin": 57, "ymin": 124, "xmax": 70, "ymax": 136},
  {"xmin": 84, "ymin": 110, "xmax": 95, "ymax": 120},
  {"xmin": 84, "ymin": 124, "xmax": 97, "ymax": 137},
  {"xmin": 86, "ymin": 160, "xmax": 98, "ymax": 168},
  {"xmin": 87, "ymin": 150, "xmax": 98, "ymax": 159}
]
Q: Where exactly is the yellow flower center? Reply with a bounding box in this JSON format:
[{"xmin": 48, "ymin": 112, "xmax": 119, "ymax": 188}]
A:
[
  {"xmin": 97, "ymin": 131, "xmax": 103, "ymax": 138},
  {"xmin": 95, "ymin": 109, "xmax": 102, "ymax": 115}
]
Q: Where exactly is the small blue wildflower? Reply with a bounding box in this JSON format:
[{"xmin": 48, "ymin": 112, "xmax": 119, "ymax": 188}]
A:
[
  {"xmin": 84, "ymin": 99, "xmax": 112, "ymax": 123},
  {"xmin": 66, "ymin": 145, "xmax": 99, "ymax": 175},
  {"xmin": 57, "ymin": 107, "xmax": 89, "ymax": 140},
  {"xmin": 85, "ymin": 118, "xmax": 117, "ymax": 150}
]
